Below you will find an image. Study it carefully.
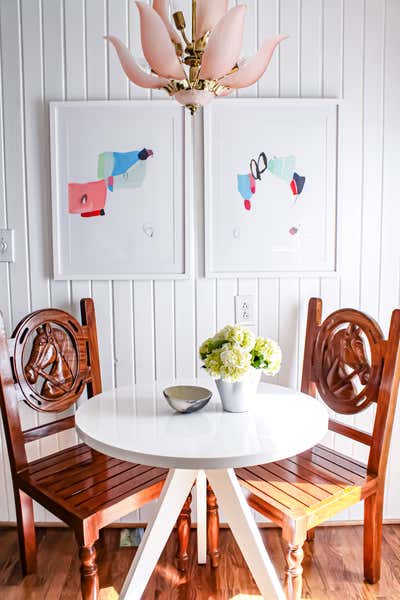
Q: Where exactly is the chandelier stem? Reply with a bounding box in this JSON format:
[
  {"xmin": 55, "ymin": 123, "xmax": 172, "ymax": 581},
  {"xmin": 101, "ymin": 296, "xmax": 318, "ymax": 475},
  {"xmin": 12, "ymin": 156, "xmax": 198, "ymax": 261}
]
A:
[{"xmin": 192, "ymin": 0, "xmax": 197, "ymax": 43}]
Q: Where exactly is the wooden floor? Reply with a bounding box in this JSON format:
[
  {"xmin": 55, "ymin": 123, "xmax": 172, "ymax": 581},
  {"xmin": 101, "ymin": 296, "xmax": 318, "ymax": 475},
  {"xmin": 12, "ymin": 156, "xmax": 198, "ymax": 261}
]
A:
[{"xmin": 0, "ymin": 525, "xmax": 400, "ymax": 599}]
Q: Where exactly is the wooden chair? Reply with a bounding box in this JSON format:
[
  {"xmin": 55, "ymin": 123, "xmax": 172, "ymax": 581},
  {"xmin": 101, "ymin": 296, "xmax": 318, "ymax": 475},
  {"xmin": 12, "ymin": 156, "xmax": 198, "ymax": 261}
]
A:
[
  {"xmin": 235, "ymin": 298, "xmax": 400, "ymax": 600},
  {"xmin": 0, "ymin": 299, "xmax": 193, "ymax": 599}
]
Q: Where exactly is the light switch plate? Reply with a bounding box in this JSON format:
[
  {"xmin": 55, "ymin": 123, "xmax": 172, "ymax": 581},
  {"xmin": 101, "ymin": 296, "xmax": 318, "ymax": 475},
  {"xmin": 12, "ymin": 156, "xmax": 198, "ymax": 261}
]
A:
[
  {"xmin": 235, "ymin": 295, "xmax": 256, "ymax": 325},
  {"xmin": 0, "ymin": 229, "xmax": 15, "ymax": 262}
]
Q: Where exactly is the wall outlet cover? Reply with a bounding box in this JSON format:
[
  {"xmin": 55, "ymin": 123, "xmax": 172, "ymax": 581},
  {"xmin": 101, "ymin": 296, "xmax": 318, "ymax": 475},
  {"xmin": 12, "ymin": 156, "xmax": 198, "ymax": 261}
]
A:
[{"xmin": 235, "ymin": 294, "xmax": 256, "ymax": 325}]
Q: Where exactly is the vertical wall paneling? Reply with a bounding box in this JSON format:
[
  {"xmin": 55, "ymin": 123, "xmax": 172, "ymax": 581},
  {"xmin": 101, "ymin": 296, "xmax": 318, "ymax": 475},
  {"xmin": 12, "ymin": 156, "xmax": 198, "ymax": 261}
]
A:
[
  {"xmin": 322, "ymin": 0, "xmax": 343, "ymax": 97},
  {"xmin": 0, "ymin": 0, "xmax": 399, "ymax": 525},
  {"xmin": 359, "ymin": 0, "xmax": 385, "ymax": 318},
  {"xmin": 277, "ymin": 278, "xmax": 299, "ymax": 388},
  {"xmin": 196, "ymin": 279, "xmax": 217, "ymax": 378},
  {"xmin": 217, "ymin": 279, "xmax": 237, "ymax": 329},
  {"xmin": 154, "ymin": 281, "xmax": 175, "ymax": 381},
  {"xmin": 300, "ymin": 0, "xmax": 322, "ymax": 96},
  {"xmin": 174, "ymin": 279, "xmax": 196, "ymax": 379},
  {"xmin": 65, "ymin": 0, "xmax": 91, "ymax": 308},
  {"xmin": 133, "ymin": 281, "xmax": 155, "ymax": 383},
  {"xmin": 64, "ymin": 0, "xmax": 87, "ymax": 100},
  {"xmin": 21, "ymin": 0, "xmax": 51, "ymax": 312},
  {"xmin": 279, "ymin": 0, "xmax": 300, "ymax": 97},
  {"xmin": 0, "ymin": 0, "xmax": 31, "ymax": 325},
  {"xmin": 113, "ymin": 281, "xmax": 135, "ymax": 386},
  {"xmin": 257, "ymin": 0, "xmax": 280, "ymax": 98}
]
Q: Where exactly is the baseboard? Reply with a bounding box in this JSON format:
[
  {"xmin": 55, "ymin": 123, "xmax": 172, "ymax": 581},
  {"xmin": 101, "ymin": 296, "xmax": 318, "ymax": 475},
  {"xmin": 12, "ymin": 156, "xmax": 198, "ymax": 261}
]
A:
[{"xmin": 1, "ymin": 519, "xmax": 400, "ymax": 529}]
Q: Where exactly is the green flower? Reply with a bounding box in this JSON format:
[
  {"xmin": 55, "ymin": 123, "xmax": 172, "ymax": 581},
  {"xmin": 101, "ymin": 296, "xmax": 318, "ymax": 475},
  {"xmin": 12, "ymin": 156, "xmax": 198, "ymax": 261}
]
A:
[
  {"xmin": 251, "ymin": 337, "xmax": 282, "ymax": 376},
  {"xmin": 219, "ymin": 342, "xmax": 252, "ymax": 381},
  {"xmin": 203, "ymin": 348, "xmax": 224, "ymax": 379}
]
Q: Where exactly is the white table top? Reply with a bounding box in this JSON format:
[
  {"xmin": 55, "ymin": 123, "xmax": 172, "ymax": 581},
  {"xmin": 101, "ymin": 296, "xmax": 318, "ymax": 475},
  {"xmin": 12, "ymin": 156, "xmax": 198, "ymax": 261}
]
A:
[{"xmin": 75, "ymin": 381, "xmax": 328, "ymax": 470}]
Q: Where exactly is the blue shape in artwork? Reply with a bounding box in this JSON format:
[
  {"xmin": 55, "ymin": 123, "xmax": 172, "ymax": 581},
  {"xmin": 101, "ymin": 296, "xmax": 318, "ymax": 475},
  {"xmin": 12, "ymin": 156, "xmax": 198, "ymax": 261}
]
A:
[
  {"xmin": 237, "ymin": 174, "xmax": 253, "ymax": 200},
  {"xmin": 112, "ymin": 151, "xmax": 141, "ymax": 176}
]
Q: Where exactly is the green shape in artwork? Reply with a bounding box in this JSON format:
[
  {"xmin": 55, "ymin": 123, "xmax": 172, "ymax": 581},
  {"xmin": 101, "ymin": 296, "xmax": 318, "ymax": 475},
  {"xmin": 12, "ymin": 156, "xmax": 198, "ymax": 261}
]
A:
[{"xmin": 268, "ymin": 155, "xmax": 296, "ymax": 183}]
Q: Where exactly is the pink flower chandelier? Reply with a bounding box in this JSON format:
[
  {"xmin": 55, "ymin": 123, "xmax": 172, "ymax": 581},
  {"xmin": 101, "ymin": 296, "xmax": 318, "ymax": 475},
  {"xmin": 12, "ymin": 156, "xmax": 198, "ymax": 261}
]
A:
[{"xmin": 106, "ymin": 0, "xmax": 287, "ymax": 114}]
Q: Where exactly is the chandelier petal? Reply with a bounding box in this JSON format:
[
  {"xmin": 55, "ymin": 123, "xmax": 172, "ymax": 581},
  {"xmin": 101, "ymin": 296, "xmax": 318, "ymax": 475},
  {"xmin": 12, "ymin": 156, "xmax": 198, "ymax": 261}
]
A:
[
  {"xmin": 153, "ymin": 0, "xmax": 181, "ymax": 45},
  {"xmin": 220, "ymin": 35, "xmax": 288, "ymax": 88},
  {"xmin": 135, "ymin": 1, "xmax": 185, "ymax": 79},
  {"xmin": 105, "ymin": 36, "xmax": 171, "ymax": 88},
  {"xmin": 199, "ymin": 5, "xmax": 246, "ymax": 81},
  {"xmin": 195, "ymin": 0, "xmax": 228, "ymax": 39}
]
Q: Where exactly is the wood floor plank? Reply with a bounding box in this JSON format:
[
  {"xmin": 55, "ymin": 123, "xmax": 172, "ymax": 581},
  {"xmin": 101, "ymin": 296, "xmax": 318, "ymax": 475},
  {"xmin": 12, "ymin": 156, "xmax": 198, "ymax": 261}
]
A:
[{"xmin": 0, "ymin": 525, "xmax": 399, "ymax": 598}]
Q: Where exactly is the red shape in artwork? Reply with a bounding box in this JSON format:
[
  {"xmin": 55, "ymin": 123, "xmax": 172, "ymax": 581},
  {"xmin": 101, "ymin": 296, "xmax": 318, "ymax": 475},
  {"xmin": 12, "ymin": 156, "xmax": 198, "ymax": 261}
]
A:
[
  {"xmin": 68, "ymin": 180, "xmax": 107, "ymax": 216},
  {"xmin": 244, "ymin": 199, "xmax": 251, "ymax": 211},
  {"xmin": 81, "ymin": 209, "xmax": 106, "ymax": 218}
]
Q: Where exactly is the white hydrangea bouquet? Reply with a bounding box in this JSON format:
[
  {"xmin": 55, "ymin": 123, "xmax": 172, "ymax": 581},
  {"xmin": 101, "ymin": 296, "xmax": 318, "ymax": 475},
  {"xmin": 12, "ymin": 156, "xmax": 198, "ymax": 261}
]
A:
[{"xmin": 199, "ymin": 325, "xmax": 282, "ymax": 412}]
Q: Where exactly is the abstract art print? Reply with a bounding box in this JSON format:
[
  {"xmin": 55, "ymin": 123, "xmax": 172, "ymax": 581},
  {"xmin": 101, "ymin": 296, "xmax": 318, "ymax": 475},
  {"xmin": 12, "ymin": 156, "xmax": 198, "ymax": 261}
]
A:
[
  {"xmin": 51, "ymin": 101, "xmax": 189, "ymax": 279},
  {"xmin": 204, "ymin": 99, "xmax": 339, "ymax": 277}
]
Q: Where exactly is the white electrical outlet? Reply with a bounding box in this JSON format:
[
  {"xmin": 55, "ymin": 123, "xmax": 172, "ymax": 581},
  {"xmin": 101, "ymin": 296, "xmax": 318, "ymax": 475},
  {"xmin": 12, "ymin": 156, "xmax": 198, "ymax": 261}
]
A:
[{"xmin": 235, "ymin": 295, "xmax": 256, "ymax": 325}]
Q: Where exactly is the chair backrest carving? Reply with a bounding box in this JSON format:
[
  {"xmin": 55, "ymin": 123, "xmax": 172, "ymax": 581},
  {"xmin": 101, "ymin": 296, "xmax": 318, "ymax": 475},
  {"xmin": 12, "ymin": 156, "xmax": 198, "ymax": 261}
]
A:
[
  {"xmin": 0, "ymin": 298, "xmax": 102, "ymax": 473},
  {"xmin": 302, "ymin": 298, "xmax": 400, "ymax": 479},
  {"xmin": 312, "ymin": 310, "xmax": 384, "ymax": 415}
]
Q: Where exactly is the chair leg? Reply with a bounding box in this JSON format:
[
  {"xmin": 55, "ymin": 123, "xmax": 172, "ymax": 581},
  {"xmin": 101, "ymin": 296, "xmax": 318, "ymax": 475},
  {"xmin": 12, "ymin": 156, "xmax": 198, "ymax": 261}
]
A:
[
  {"xmin": 79, "ymin": 544, "xmax": 99, "ymax": 600},
  {"xmin": 176, "ymin": 491, "xmax": 192, "ymax": 572},
  {"xmin": 306, "ymin": 528, "xmax": 315, "ymax": 542},
  {"xmin": 207, "ymin": 483, "xmax": 220, "ymax": 568},
  {"xmin": 284, "ymin": 537, "xmax": 306, "ymax": 600},
  {"xmin": 364, "ymin": 492, "xmax": 383, "ymax": 584},
  {"xmin": 15, "ymin": 489, "xmax": 37, "ymax": 575}
]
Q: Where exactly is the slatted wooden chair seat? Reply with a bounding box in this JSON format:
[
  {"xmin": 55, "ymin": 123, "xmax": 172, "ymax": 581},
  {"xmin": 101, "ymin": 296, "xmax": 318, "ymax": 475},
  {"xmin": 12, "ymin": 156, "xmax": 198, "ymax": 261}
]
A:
[
  {"xmin": 236, "ymin": 444, "xmax": 373, "ymax": 530},
  {"xmin": 0, "ymin": 299, "xmax": 192, "ymax": 600},
  {"xmin": 17, "ymin": 443, "xmax": 168, "ymax": 526},
  {"xmin": 235, "ymin": 298, "xmax": 400, "ymax": 600}
]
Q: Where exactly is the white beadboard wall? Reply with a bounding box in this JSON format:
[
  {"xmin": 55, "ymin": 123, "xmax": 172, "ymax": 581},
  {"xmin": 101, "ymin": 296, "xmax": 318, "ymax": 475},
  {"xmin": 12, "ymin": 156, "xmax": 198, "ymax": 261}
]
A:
[{"xmin": 0, "ymin": 0, "xmax": 399, "ymax": 527}]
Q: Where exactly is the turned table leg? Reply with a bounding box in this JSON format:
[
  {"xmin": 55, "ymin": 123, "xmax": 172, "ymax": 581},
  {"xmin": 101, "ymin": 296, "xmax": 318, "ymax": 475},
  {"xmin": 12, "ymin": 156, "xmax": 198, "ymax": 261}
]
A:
[
  {"xmin": 176, "ymin": 491, "xmax": 192, "ymax": 571},
  {"xmin": 207, "ymin": 482, "xmax": 220, "ymax": 568}
]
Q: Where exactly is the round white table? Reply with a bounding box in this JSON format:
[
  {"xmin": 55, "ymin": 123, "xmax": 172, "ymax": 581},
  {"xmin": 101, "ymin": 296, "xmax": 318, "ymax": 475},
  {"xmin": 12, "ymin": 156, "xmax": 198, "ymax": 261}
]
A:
[{"xmin": 75, "ymin": 381, "xmax": 328, "ymax": 600}]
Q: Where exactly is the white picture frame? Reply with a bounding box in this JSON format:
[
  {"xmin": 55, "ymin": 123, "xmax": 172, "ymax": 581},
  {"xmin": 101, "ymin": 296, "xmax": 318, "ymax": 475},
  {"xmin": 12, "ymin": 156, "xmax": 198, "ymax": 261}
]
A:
[
  {"xmin": 50, "ymin": 100, "xmax": 191, "ymax": 280},
  {"xmin": 204, "ymin": 99, "xmax": 340, "ymax": 278}
]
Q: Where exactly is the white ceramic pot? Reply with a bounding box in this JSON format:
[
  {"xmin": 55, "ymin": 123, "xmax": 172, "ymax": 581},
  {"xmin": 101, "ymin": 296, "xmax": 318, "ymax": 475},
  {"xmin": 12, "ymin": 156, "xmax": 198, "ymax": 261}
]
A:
[{"xmin": 216, "ymin": 369, "xmax": 262, "ymax": 413}]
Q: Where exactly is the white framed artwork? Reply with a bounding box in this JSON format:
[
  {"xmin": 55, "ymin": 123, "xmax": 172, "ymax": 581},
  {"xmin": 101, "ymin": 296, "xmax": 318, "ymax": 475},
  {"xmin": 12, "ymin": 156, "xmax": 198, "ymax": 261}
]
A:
[
  {"xmin": 50, "ymin": 101, "xmax": 191, "ymax": 279},
  {"xmin": 204, "ymin": 99, "xmax": 339, "ymax": 277}
]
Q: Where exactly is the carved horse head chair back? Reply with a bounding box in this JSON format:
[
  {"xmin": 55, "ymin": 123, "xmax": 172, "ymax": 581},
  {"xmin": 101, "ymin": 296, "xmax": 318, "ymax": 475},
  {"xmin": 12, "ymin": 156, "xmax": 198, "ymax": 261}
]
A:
[
  {"xmin": 302, "ymin": 298, "xmax": 400, "ymax": 478},
  {"xmin": 313, "ymin": 312, "xmax": 383, "ymax": 415},
  {"xmin": 11, "ymin": 300, "xmax": 101, "ymax": 413},
  {"xmin": 24, "ymin": 322, "xmax": 77, "ymax": 401}
]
